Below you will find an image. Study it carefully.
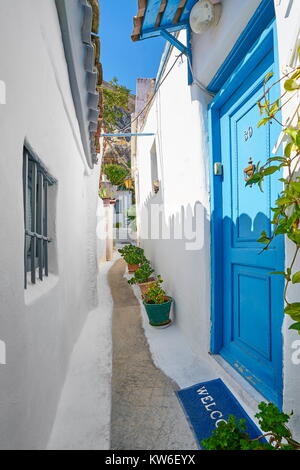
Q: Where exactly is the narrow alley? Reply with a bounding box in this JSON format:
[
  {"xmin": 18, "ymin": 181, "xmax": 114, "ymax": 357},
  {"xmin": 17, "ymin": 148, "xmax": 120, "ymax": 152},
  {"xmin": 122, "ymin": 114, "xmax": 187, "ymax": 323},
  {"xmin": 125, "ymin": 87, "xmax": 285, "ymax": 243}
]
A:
[
  {"xmin": 1, "ymin": 0, "xmax": 300, "ymax": 454},
  {"xmin": 108, "ymin": 259, "xmax": 197, "ymax": 450}
]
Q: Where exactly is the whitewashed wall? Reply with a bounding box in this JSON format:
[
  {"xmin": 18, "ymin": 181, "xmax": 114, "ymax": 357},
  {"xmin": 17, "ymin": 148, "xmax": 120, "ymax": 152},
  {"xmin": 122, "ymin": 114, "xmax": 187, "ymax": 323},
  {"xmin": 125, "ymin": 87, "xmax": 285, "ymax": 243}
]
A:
[
  {"xmin": 275, "ymin": 0, "xmax": 300, "ymax": 438},
  {"xmin": 0, "ymin": 0, "xmax": 100, "ymax": 449},
  {"xmin": 136, "ymin": 0, "xmax": 300, "ymax": 438}
]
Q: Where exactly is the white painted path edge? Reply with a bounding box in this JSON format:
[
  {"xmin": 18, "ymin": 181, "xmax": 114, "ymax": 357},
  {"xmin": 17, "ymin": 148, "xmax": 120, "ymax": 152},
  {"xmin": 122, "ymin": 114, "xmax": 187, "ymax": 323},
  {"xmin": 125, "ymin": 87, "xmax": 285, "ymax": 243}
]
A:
[{"xmin": 47, "ymin": 256, "xmax": 116, "ymax": 450}]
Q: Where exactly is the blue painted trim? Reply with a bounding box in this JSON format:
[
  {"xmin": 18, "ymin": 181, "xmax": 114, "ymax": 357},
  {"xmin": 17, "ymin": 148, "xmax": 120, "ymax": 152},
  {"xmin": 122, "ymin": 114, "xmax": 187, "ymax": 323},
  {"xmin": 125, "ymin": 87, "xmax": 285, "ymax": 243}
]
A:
[
  {"xmin": 159, "ymin": 29, "xmax": 188, "ymax": 55},
  {"xmin": 208, "ymin": 104, "xmax": 223, "ymax": 354},
  {"xmin": 142, "ymin": 0, "xmax": 164, "ymax": 30},
  {"xmin": 209, "ymin": 13, "xmax": 284, "ymax": 407},
  {"xmin": 160, "ymin": 0, "xmax": 182, "ymax": 27},
  {"xmin": 100, "ymin": 133, "xmax": 155, "ymax": 138},
  {"xmin": 186, "ymin": 26, "xmax": 193, "ymax": 86},
  {"xmin": 140, "ymin": 21, "xmax": 188, "ymax": 40},
  {"xmin": 208, "ymin": 0, "xmax": 275, "ymax": 94},
  {"xmin": 182, "ymin": 0, "xmax": 199, "ymax": 20}
]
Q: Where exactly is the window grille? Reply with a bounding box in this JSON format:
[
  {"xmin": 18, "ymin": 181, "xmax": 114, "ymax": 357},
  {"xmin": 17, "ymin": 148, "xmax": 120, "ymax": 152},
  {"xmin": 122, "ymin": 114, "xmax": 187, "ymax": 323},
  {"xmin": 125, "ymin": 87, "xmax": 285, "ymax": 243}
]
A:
[{"xmin": 23, "ymin": 147, "xmax": 55, "ymax": 289}]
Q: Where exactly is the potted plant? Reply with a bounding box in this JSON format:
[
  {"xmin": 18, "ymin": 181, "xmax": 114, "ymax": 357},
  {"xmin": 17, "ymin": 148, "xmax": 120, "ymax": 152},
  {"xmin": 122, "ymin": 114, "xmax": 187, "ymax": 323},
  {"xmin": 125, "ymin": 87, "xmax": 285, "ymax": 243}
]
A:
[
  {"xmin": 99, "ymin": 186, "xmax": 115, "ymax": 206},
  {"xmin": 142, "ymin": 277, "xmax": 173, "ymax": 327},
  {"xmin": 128, "ymin": 261, "xmax": 155, "ymax": 295},
  {"xmin": 118, "ymin": 244, "xmax": 145, "ymax": 273},
  {"xmin": 102, "ymin": 164, "xmax": 129, "ymax": 188}
]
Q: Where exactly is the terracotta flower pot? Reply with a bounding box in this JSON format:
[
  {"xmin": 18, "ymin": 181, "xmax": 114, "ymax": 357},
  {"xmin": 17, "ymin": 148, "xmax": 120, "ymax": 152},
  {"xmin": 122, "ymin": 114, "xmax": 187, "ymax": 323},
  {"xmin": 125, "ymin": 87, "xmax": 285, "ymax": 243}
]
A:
[
  {"xmin": 127, "ymin": 263, "xmax": 139, "ymax": 273},
  {"xmin": 138, "ymin": 278, "xmax": 156, "ymax": 297},
  {"xmin": 101, "ymin": 197, "xmax": 111, "ymax": 207}
]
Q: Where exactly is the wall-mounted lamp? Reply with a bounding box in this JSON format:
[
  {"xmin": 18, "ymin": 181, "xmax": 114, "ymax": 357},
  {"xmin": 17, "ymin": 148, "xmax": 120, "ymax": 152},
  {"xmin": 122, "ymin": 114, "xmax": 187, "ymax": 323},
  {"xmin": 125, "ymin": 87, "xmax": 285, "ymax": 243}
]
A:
[{"xmin": 189, "ymin": 0, "xmax": 222, "ymax": 35}]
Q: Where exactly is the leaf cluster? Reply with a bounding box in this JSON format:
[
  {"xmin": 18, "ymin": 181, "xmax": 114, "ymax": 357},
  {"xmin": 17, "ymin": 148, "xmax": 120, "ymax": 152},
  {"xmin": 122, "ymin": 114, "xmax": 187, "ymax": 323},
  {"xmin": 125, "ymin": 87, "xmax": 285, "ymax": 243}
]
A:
[
  {"xmin": 143, "ymin": 276, "xmax": 167, "ymax": 304},
  {"xmin": 201, "ymin": 402, "xmax": 299, "ymax": 450},
  {"xmin": 102, "ymin": 78, "xmax": 130, "ymax": 132},
  {"xmin": 128, "ymin": 261, "xmax": 154, "ymax": 285},
  {"xmin": 246, "ymin": 62, "xmax": 300, "ymax": 333},
  {"xmin": 118, "ymin": 244, "xmax": 145, "ymax": 265},
  {"xmin": 103, "ymin": 164, "xmax": 129, "ymax": 187}
]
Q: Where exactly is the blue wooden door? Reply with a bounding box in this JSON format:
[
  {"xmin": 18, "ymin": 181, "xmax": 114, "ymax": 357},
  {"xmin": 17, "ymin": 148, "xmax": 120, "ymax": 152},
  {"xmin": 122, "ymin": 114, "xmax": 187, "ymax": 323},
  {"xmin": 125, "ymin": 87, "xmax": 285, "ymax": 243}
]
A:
[{"xmin": 218, "ymin": 45, "xmax": 284, "ymax": 406}]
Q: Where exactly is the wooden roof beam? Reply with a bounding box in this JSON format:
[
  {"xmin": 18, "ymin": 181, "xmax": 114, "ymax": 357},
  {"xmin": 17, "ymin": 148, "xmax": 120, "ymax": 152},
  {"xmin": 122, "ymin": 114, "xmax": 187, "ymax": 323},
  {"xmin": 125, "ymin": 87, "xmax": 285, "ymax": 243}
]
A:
[
  {"xmin": 172, "ymin": 0, "xmax": 187, "ymax": 24},
  {"xmin": 155, "ymin": 0, "xmax": 168, "ymax": 28}
]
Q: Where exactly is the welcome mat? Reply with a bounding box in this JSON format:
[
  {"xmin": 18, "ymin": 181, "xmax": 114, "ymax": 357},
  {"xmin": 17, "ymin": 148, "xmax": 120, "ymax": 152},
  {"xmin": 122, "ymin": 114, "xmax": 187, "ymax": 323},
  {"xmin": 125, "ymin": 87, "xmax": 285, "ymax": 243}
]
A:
[{"xmin": 176, "ymin": 378, "xmax": 263, "ymax": 449}]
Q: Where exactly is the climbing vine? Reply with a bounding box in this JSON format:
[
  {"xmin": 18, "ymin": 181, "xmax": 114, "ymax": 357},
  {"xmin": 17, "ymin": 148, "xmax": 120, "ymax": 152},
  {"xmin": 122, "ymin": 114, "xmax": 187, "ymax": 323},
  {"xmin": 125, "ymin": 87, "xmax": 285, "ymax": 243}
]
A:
[{"xmin": 247, "ymin": 49, "xmax": 300, "ymax": 334}]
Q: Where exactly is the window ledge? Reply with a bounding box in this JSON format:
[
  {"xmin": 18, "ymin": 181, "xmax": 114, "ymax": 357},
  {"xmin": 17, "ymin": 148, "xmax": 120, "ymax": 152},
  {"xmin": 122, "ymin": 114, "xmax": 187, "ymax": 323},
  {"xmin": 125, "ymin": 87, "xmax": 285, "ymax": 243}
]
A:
[{"xmin": 24, "ymin": 273, "xmax": 59, "ymax": 306}]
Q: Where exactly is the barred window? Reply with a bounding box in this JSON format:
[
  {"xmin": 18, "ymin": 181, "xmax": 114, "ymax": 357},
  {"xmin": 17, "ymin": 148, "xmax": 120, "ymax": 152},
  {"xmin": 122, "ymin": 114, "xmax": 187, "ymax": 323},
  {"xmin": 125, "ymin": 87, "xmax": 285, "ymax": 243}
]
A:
[{"xmin": 23, "ymin": 147, "xmax": 55, "ymax": 289}]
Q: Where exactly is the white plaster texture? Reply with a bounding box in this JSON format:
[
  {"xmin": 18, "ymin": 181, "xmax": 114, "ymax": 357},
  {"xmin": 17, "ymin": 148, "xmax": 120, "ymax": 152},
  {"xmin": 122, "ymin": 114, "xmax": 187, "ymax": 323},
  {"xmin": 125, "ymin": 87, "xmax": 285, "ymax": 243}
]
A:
[
  {"xmin": 0, "ymin": 0, "xmax": 101, "ymax": 449},
  {"xmin": 47, "ymin": 258, "xmax": 115, "ymax": 450}
]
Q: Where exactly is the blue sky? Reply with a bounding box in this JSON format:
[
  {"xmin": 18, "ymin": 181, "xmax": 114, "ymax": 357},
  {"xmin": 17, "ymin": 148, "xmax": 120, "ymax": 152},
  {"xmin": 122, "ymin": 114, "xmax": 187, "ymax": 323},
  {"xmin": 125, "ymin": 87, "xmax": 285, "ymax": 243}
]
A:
[{"xmin": 99, "ymin": 0, "xmax": 166, "ymax": 94}]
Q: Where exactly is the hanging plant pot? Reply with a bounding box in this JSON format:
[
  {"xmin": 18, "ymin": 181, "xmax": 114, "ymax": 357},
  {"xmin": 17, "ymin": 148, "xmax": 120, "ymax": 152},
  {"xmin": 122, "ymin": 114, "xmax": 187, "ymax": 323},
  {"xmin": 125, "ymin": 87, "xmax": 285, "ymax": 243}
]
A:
[
  {"xmin": 138, "ymin": 278, "xmax": 156, "ymax": 297},
  {"xmin": 127, "ymin": 263, "xmax": 140, "ymax": 273},
  {"xmin": 143, "ymin": 297, "xmax": 173, "ymax": 327}
]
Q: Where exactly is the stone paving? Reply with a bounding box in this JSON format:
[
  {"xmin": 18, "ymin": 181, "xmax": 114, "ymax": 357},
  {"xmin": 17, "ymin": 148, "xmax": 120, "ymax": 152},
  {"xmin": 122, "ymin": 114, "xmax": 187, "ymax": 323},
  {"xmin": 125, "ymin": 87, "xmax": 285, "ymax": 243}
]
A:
[{"xmin": 108, "ymin": 258, "xmax": 197, "ymax": 450}]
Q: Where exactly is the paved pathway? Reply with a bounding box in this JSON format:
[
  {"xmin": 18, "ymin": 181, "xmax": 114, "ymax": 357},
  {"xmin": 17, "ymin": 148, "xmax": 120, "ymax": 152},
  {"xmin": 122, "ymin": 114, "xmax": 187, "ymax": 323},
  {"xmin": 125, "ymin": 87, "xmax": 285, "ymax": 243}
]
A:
[{"xmin": 108, "ymin": 258, "xmax": 197, "ymax": 450}]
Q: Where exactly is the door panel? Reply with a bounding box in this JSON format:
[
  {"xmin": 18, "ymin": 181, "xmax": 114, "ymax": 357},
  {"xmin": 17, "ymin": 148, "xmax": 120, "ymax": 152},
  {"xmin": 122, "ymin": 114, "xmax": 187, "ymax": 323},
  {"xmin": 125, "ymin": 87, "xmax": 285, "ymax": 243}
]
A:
[{"xmin": 219, "ymin": 48, "xmax": 284, "ymax": 406}]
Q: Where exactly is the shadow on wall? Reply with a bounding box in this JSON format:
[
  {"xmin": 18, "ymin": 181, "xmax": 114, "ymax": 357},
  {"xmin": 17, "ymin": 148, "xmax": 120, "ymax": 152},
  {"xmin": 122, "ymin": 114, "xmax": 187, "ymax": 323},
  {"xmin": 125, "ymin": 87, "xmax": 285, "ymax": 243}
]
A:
[
  {"xmin": 139, "ymin": 190, "xmax": 211, "ymax": 356},
  {"xmin": 138, "ymin": 188, "xmax": 285, "ymax": 358}
]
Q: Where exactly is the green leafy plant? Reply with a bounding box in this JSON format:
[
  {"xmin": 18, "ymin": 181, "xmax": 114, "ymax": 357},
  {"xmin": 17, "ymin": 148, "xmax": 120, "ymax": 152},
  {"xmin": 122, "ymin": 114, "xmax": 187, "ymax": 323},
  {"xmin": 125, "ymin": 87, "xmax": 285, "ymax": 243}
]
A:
[
  {"xmin": 99, "ymin": 187, "xmax": 115, "ymax": 199},
  {"xmin": 128, "ymin": 261, "xmax": 154, "ymax": 285},
  {"xmin": 118, "ymin": 244, "xmax": 145, "ymax": 265},
  {"xmin": 143, "ymin": 276, "xmax": 168, "ymax": 304},
  {"xmin": 101, "ymin": 78, "xmax": 130, "ymax": 132},
  {"xmin": 201, "ymin": 402, "xmax": 300, "ymax": 450},
  {"xmin": 245, "ymin": 54, "xmax": 300, "ymax": 333},
  {"xmin": 201, "ymin": 415, "xmax": 260, "ymax": 450},
  {"xmin": 103, "ymin": 164, "xmax": 129, "ymax": 187}
]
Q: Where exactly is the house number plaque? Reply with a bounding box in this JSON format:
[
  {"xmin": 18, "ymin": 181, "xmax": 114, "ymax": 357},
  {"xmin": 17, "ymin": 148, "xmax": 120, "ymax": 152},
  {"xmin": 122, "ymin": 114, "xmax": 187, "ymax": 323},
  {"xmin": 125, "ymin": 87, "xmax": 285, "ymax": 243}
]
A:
[{"xmin": 244, "ymin": 126, "xmax": 253, "ymax": 141}]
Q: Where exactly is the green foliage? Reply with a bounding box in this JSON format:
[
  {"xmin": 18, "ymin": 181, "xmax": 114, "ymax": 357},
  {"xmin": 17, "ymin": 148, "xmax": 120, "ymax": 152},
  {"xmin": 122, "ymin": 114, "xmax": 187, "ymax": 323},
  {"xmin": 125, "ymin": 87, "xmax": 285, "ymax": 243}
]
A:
[
  {"xmin": 201, "ymin": 415, "xmax": 264, "ymax": 450},
  {"xmin": 201, "ymin": 402, "xmax": 300, "ymax": 450},
  {"xmin": 99, "ymin": 187, "xmax": 115, "ymax": 199},
  {"xmin": 102, "ymin": 78, "xmax": 130, "ymax": 132},
  {"xmin": 103, "ymin": 164, "xmax": 129, "ymax": 187},
  {"xmin": 128, "ymin": 261, "xmax": 154, "ymax": 285},
  {"xmin": 118, "ymin": 244, "xmax": 145, "ymax": 265},
  {"xmin": 255, "ymin": 402, "xmax": 291, "ymax": 441},
  {"xmin": 246, "ymin": 60, "xmax": 300, "ymax": 334},
  {"xmin": 143, "ymin": 276, "xmax": 167, "ymax": 304}
]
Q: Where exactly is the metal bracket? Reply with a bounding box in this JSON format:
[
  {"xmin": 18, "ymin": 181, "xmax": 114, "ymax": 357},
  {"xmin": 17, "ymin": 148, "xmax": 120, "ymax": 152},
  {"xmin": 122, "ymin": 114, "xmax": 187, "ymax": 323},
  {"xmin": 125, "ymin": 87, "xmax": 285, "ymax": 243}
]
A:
[{"xmin": 159, "ymin": 29, "xmax": 188, "ymax": 56}]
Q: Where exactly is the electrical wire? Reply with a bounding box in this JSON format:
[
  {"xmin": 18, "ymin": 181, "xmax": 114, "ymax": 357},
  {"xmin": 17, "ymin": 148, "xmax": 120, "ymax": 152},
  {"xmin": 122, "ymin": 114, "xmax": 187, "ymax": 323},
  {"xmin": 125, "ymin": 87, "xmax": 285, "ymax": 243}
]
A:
[
  {"xmin": 99, "ymin": 48, "xmax": 214, "ymax": 138},
  {"xmin": 186, "ymin": 55, "xmax": 215, "ymax": 98},
  {"xmin": 100, "ymin": 52, "xmax": 184, "ymax": 137}
]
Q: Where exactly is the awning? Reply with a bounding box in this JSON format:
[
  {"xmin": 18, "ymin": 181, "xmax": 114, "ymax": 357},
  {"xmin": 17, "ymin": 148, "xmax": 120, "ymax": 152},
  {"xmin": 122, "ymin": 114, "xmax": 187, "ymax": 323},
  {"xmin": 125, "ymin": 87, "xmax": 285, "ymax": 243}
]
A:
[{"xmin": 132, "ymin": 0, "xmax": 199, "ymax": 42}]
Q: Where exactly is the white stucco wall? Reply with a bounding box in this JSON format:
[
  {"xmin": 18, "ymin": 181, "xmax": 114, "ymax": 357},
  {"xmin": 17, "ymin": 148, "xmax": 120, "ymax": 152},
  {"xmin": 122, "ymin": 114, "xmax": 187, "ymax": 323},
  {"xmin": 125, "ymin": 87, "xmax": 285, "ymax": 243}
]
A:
[
  {"xmin": 0, "ymin": 0, "xmax": 100, "ymax": 449},
  {"xmin": 275, "ymin": 0, "xmax": 300, "ymax": 437},
  {"xmin": 137, "ymin": 50, "xmax": 212, "ymax": 358},
  {"xmin": 136, "ymin": 0, "xmax": 300, "ymax": 438}
]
